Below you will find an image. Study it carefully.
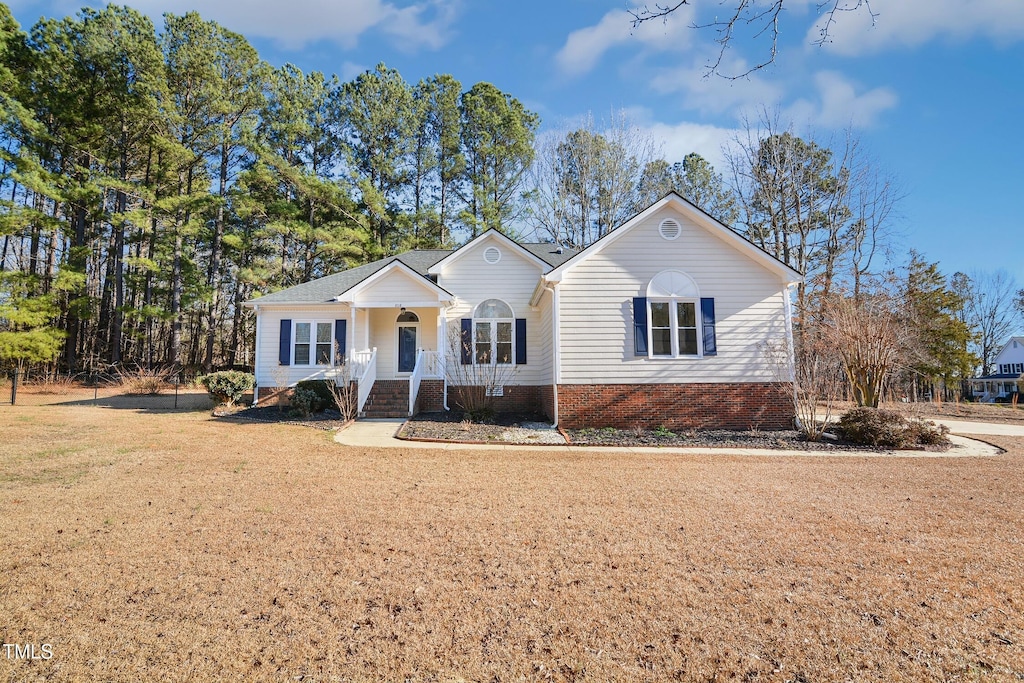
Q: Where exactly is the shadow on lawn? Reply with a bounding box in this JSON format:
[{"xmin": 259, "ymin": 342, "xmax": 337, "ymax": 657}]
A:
[{"xmin": 51, "ymin": 392, "xmax": 215, "ymax": 413}]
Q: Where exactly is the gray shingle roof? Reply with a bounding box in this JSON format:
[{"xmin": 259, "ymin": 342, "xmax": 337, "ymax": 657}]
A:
[{"xmin": 245, "ymin": 243, "xmax": 578, "ymax": 305}]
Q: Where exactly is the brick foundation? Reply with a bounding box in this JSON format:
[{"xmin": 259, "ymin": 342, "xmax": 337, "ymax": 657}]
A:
[
  {"xmin": 415, "ymin": 380, "xmax": 444, "ymax": 413},
  {"xmin": 540, "ymin": 385, "xmax": 555, "ymax": 423},
  {"xmin": 556, "ymin": 383, "xmax": 794, "ymax": 430},
  {"xmin": 257, "ymin": 386, "xmax": 292, "ymax": 405},
  {"xmin": 444, "ymin": 384, "xmax": 552, "ymax": 418}
]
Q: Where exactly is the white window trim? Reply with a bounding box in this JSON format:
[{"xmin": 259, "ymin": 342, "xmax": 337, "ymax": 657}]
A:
[
  {"xmin": 472, "ymin": 298, "xmax": 515, "ymax": 365},
  {"xmin": 292, "ymin": 319, "xmax": 335, "ymax": 367},
  {"xmin": 647, "ymin": 298, "xmax": 702, "ymax": 359}
]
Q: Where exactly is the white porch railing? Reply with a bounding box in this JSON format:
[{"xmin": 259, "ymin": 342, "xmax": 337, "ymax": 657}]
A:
[
  {"xmin": 351, "ymin": 348, "xmax": 377, "ymax": 415},
  {"xmin": 408, "ymin": 350, "xmax": 442, "ymax": 416}
]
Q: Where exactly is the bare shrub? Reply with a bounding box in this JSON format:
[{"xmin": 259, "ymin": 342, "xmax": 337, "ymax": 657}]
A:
[
  {"xmin": 763, "ymin": 331, "xmax": 844, "ymax": 442},
  {"xmin": 270, "ymin": 363, "xmax": 291, "ymax": 410},
  {"xmin": 30, "ymin": 373, "xmax": 79, "ymax": 395},
  {"xmin": 116, "ymin": 366, "xmax": 170, "ymax": 395},
  {"xmin": 328, "ymin": 359, "xmax": 357, "ymax": 423},
  {"xmin": 444, "ymin": 326, "xmax": 518, "ymax": 422}
]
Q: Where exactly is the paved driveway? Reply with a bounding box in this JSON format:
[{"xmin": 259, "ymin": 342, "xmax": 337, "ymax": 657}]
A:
[{"xmin": 927, "ymin": 418, "xmax": 1024, "ymax": 436}]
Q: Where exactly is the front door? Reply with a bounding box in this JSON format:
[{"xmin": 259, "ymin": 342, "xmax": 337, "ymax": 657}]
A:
[{"xmin": 398, "ymin": 325, "xmax": 417, "ymax": 373}]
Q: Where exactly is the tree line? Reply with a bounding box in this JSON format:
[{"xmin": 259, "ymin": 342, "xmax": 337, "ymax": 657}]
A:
[{"xmin": 0, "ymin": 3, "xmax": 1019, "ymax": 402}]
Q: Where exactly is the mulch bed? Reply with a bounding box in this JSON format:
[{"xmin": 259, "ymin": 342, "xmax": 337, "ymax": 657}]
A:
[
  {"xmin": 403, "ymin": 411, "xmax": 952, "ymax": 451},
  {"xmin": 399, "ymin": 411, "xmax": 558, "ymax": 444},
  {"xmin": 214, "ymin": 404, "xmax": 349, "ymax": 431},
  {"xmin": 219, "ymin": 407, "xmax": 953, "ymax": 452}
]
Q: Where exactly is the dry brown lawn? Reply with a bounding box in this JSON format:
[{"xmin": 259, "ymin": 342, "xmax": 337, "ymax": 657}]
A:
[{"xmin": 2, "ymin": 389, "xmax": 1023, "ymax": 681}]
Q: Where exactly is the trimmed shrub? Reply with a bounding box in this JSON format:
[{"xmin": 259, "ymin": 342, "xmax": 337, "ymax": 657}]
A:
[
  {"xmin": 294, "ymin": 380, "xmax": 334, "ymax": 413},
  {"xmin": 835, "ymin": 407, "xmax": 950, "ymax": 449},
  {"xmin": 289, "ymin": 386, "xmax": 320, "ymax": 418},
  {"xmin": 904, "ymin": 417, "xmax": 952, "ymax": 446},
  {"xmin": 199, "ymin": 371, "xmax": 254, "ymax": 406}
]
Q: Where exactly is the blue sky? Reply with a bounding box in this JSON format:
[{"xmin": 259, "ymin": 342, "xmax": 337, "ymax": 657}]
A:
[{"xmin": 9, "ymin": 0, "xmax": 1024, "ymax": 287}]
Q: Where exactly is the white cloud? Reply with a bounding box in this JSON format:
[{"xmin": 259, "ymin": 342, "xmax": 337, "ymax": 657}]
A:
[
  {"xmin": 808, "ymin": 0, "xmax": 1024, "ymax": 55},
  {"xmin": 555, "ymin": 6, "xmax": 696, "ymax": 78},
  {"xmin": 643, "ymin": 120, "xmax": 738, "ymax": 171},
  {"xmin": 339, "ymin": 61, "xmax": 368, "ymax": 82},
  {"xmin": 784, "ymin": 71, "xmax": 898, "ymax": 128},
  {"xmin": 87, "ymin": 0, "xmax": 458, "ymax": 51},
  {"xmin": 621, "ymin": 107, "xmax": 739, "ymax": 170},
  {"xmin": 650, "ymin": 55, "xmax": 784, "ymax": 116}
]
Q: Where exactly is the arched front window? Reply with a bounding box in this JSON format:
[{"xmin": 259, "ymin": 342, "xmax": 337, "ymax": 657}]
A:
[
  {"xmin": 647, "ymin": 270, "xmax": 700, "ymax": 357},
  {"xmin": 473, "ymin": 298, "xmax": 514, "ymax": 364}
]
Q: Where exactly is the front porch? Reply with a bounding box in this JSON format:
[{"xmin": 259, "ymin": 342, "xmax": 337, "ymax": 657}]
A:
[{"xmin": 347, "ymin": 305, "xmax": 447, "ymax": 418}]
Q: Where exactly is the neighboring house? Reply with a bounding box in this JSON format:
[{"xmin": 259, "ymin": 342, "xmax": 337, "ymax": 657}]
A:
[
  {"xmin": 970, "ymin": 336, "xmax": 1024, "ymax": 401},
  {"xmin": 243, "ymin": 193, "xmax": 802, "ymax": 429}
]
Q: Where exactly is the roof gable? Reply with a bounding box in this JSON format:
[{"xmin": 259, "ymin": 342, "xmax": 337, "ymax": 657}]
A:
[
  {"xmin": 336, "ymin": 259, "xmax": 453, "ymax": 304},
  {"xmin": 427, "ymin": 229, "xmax": 551, "ymax": 274},
  {"xmin": 543, "ymin": 192, "xmax": 802, "ymax": 284},
  {"xmin": 993, "ymin": 336, "xmax": 1024, "ymax": 364}
]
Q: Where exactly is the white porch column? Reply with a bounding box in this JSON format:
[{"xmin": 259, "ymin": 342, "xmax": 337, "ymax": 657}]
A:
[
  {"xmin": 437, "ymin": 307, "xmax": 446, "ymax": 370},
  {"xmin": 349, "ymin": 306, "xmax": 357, "ymax": 360}
]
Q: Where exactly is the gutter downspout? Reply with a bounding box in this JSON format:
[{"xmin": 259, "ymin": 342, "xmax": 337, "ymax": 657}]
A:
[
  {"xmin": 252, "ymin": 304, "xmax": 261, "ymax": 406},
  {"xmin": 440, "ymin": 307, "xmax": 450, "ymax": 410},
  {"xmin": 783, "ymin": 283, "xmax": 800, "ymax": 430}
]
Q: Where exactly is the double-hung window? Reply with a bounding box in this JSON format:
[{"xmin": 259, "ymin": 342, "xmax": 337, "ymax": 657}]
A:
[
  {"xmin": 649, "ymin": 300, "xmax": 699, "ymax": 357},
  {"xmin": 294, "ymin": 321, "xmax": 333, "ymax": 365},
  {"xmin": 473, "ymin": 299, "xmax": 514, "ymax": 365}
]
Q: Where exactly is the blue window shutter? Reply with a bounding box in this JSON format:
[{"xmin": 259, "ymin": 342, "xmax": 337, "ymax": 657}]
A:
[
  {"xmin": 633, "ymin": 297, "xmax": 648, "ymax": 356},
  {"xmin": 515, "ymin": 318, "xmax": 527, "ymax": 364},
  {"xmin": 701, "ymin": 298, "xmax": 717, "ymax": 356},
  {"xmin": 460, "ymin": 318, "xmax": 472, "ymax": 365},
  {"xmin": 334, "ymin": 319, "xmax": 347, "ymax": 362},
  {"xmin": 278, "ymin": 319, "xmax": 292, "ymax": 365}
]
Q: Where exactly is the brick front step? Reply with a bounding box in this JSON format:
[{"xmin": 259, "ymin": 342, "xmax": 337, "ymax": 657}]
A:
[{"xmin": 361, "ymin": 380, "xmax": 410, "ymax": 419}]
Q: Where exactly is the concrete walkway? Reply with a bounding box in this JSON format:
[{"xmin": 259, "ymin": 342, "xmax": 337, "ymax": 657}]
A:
[
  {"xmin": 334, "ymin": 419, "xmax": 1004, "ymax": 457},
  {"xmin": 927, "ymin": 418, "xmax": 1024, "ymax": 436}
]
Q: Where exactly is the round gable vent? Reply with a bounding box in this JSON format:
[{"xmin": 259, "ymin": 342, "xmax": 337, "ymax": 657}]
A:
[
  {"xmin": 483, "ymin": 246, "xmax": 502, "ymax": 264},
  {"xmin": 659, "ymin": 218, "xmax": 681, "ymax": 241}
]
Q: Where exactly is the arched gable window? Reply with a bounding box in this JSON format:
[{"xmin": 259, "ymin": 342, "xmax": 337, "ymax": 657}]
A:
[
  {"xmin": 473, "ymin": 298, "xmax": 514, "ymax": 364},
  {"xmin": 647, "ymin": 270, "xmax": 700, "ymax": 357}
]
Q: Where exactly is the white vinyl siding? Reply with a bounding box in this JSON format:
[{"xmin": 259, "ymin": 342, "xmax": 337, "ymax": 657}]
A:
[
  {"xmin": 351, "ymin": 268, "xmax": 442, "ymax": 306},
  {"xmin": 989, "ymin": 338, "xmax": 1024, "ymax": 375},
  {"xmin": 254, "ymin": 304, "xmax": 351, "ymax": 389},
  {"xmin": 437, "ymin": 237, "xmax": 551, "ymax": 385},
  {"xmin": 557, "ymin": 207, "xmax": 790, "ymax": 384},
  {"xmin": 534, "ymin": 287, "xmax": 554, "ymax": 385}
]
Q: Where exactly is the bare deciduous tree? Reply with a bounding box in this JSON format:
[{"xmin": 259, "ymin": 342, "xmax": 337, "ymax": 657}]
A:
[
  {"xmin": 962, "ymin": 269, "xmax": 1019, "ymax": 375},
  {"xmin": 822, "ymin": 292, "xmax": 908, "ymax": 407},
  {"xmin": 527, "ymin": 110, "xmax": 660, "ymax": 249},
  {"xmin": 629, "ymin": 1, "xmax": 878, "ymax": 78}
]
